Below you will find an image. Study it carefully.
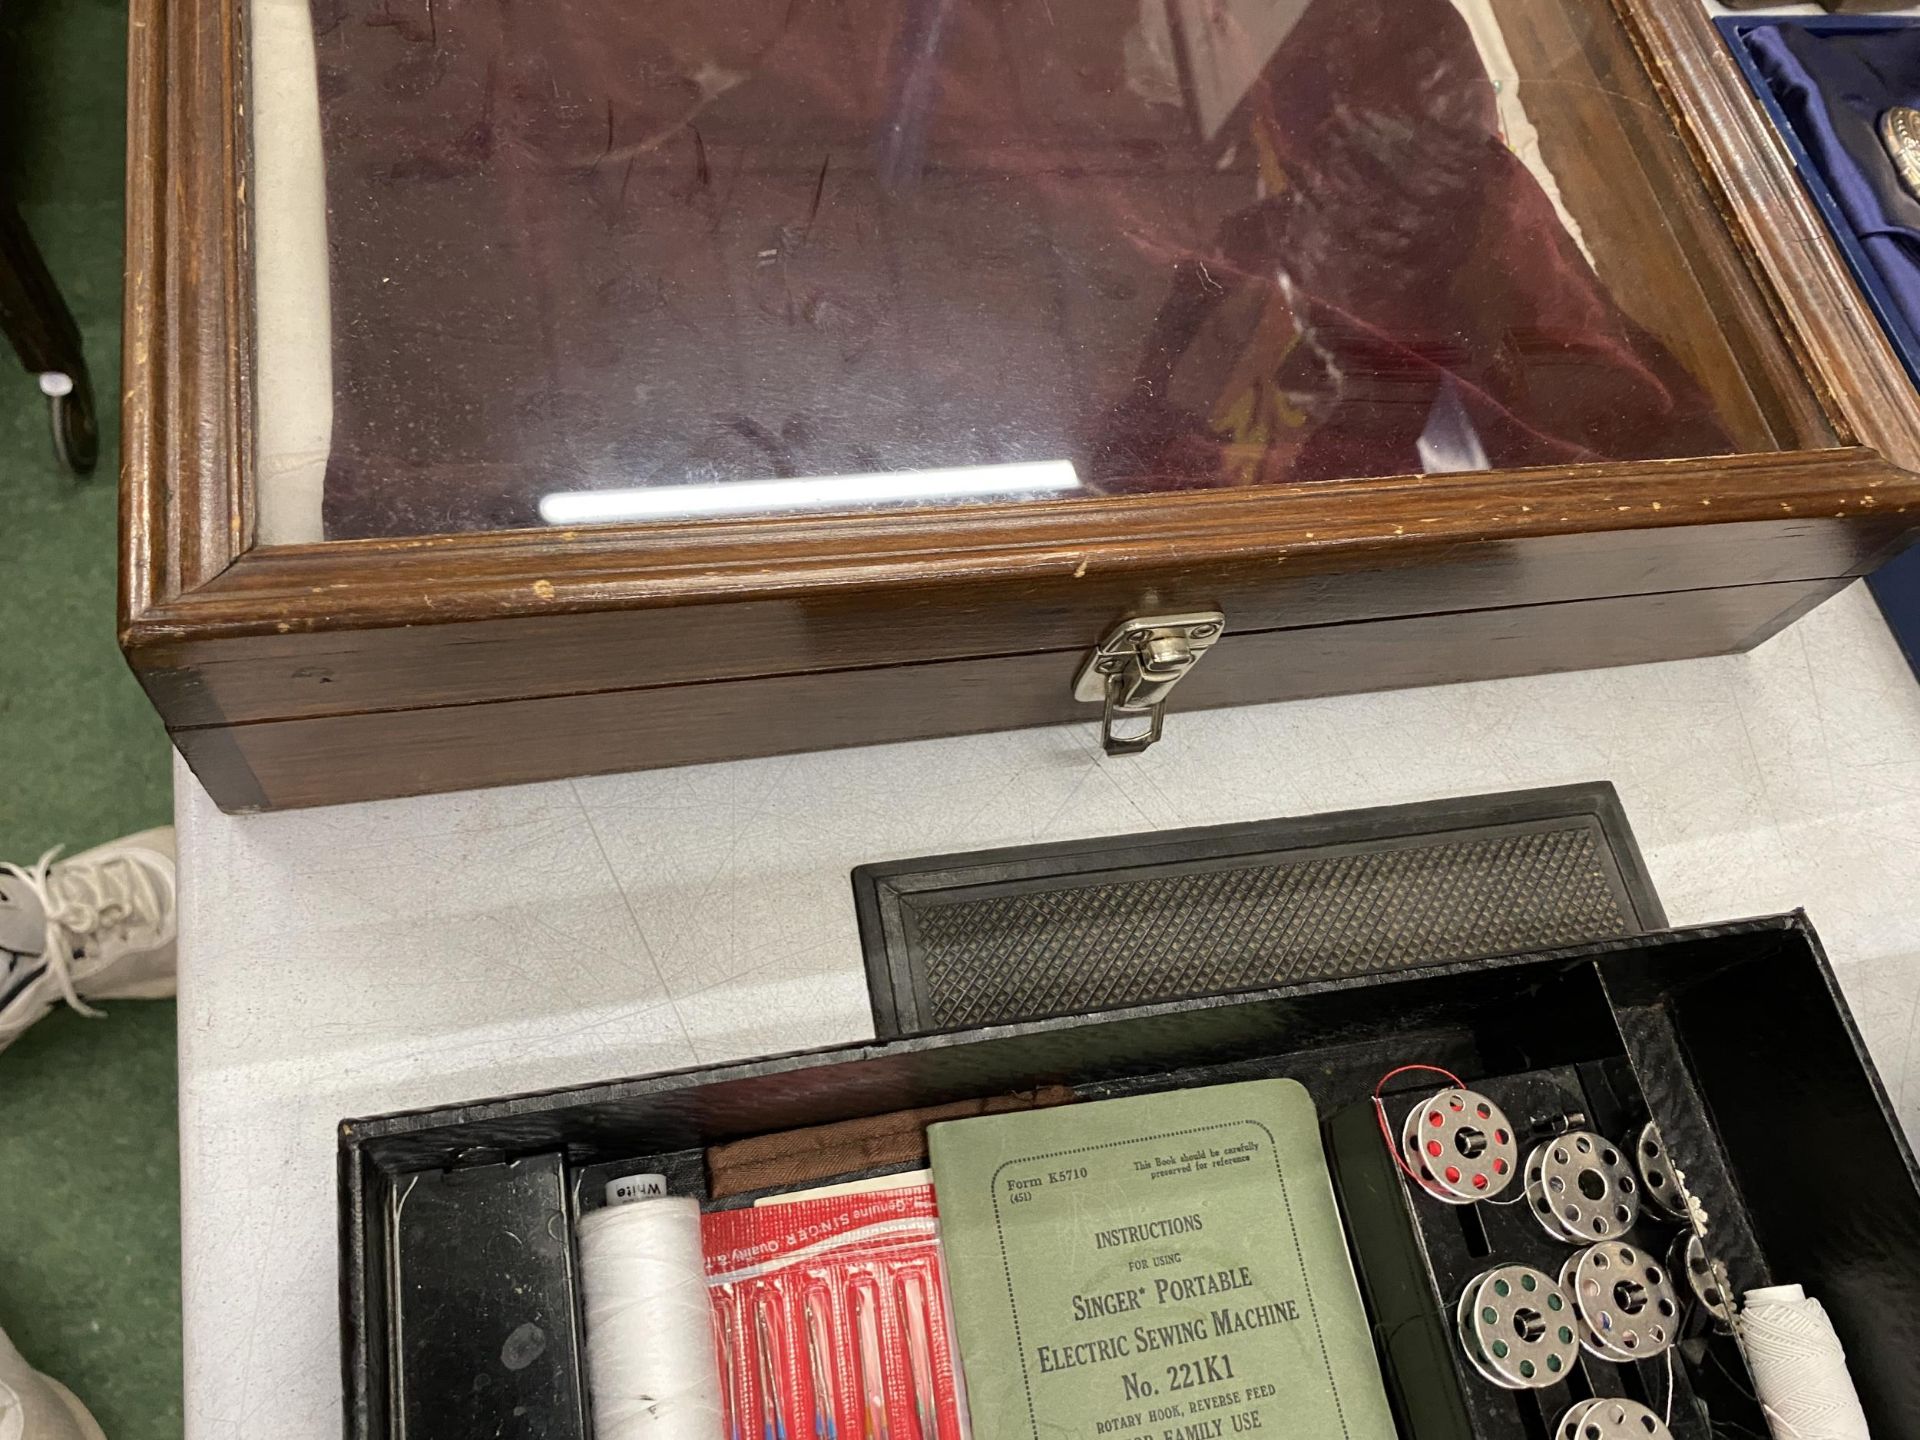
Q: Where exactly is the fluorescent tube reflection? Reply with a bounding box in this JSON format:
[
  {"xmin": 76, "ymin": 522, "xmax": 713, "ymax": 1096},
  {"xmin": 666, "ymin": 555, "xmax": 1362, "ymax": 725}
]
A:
[{"xmin": 538, "ymin": 460, "xmax": 1082, "ymax": 525}]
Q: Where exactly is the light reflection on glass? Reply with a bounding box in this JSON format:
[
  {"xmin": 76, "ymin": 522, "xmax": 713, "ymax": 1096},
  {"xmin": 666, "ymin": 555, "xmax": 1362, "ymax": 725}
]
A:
[{"xmin": 538, "ymin": 460, "xmax": 1082, "ymax": 525}]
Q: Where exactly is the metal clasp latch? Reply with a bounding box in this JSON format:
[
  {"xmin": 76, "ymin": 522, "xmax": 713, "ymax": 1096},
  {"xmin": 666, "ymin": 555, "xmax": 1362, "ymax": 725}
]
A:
[{"xmin": 1072, "ymin": 611, "xmax": 1225, "ymax": 756}]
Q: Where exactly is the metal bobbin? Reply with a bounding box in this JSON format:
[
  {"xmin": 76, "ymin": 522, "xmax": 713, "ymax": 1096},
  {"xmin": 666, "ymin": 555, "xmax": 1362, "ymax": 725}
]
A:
[
  {"xmin": 1554, "ymin": 1396, "xmax": 1674, "ymax": 1440},
  {"xmin": 1669, "ymin": 1232, "xmax": 1733, "ymax": 1330},
  {"xmin": 1635, "ymin": 1121, "xmax": 1691, "ymax": 1222},
  {"xmin": 1400, "ymin": 1088, "xmax": 1519, "ymax": 1204},
  {"xmin": 1455, "ymin": 1264, "xmax": 1579, "ymax": 1390},
  {"xmin": 1559, "ymin": 1243, "xmax": 1680, "ymax": 1362},
  {"xmin": 1525, "ymin": 1131, "xmax": 1640, "ymax": 1243},
  {"xmin": 1455, "ymin": 1269, "xmax": 1516, "ymax": 1390}
]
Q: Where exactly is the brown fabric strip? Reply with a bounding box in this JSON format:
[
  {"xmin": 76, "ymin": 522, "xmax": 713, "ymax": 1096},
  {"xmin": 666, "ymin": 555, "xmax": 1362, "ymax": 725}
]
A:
[{"xmin": 707, "ymin": 1085, "xmax": 1078, "ymax": 1200}]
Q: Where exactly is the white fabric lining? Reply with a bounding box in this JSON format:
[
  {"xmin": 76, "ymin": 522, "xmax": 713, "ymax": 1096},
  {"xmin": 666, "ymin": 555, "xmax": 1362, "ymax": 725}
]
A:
[
  {"xmin": 250, "ymin": 0, "xmax": 333, "ymax": 547},
  {"xmin": 1450, "ymin": 0, "xmax": 1598, "ymax": 268}
]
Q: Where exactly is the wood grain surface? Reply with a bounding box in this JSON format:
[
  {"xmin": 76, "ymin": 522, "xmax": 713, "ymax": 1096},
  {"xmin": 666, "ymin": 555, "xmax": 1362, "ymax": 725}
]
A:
[
  {"xmin": 133, "ymin": 466, "xmax": 1914, "ymax": 730},
  {"xmin": 120, "ymin": 0, "xmax": 252, "ymax": 604},
  {"xmin": 173, "ymin": 579, "xmax": 1841, "ymax": 811}
]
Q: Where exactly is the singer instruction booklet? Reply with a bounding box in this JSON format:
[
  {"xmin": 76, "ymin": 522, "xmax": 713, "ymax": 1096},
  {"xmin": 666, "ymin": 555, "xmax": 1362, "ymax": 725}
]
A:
[{"xmin": 927, "ymin": 1078, "xmax": 1396, "ymax": 1440}]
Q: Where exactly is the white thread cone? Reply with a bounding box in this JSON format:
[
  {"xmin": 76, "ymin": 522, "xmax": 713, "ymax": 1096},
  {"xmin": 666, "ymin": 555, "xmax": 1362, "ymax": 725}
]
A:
[
  {"xmin": 1741, "ymin": 1286, "xmax": 1871, "ymax": 1440},
  {"xmin": 579, "ymin": 1196, "xmax": 723, "ymax": 1440}
]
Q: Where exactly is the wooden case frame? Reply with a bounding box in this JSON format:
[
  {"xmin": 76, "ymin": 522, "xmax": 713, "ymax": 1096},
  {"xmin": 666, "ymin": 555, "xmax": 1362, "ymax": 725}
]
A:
[{"xmin": 123, "ymin": 0, "xmax": 1920, "ymax": 810}]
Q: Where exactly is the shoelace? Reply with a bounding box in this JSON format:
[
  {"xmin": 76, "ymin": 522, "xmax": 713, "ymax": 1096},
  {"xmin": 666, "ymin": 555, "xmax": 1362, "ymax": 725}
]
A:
[{"xmin": 0, "ymin": 846, "xmax": 170, "ymax": 1018}]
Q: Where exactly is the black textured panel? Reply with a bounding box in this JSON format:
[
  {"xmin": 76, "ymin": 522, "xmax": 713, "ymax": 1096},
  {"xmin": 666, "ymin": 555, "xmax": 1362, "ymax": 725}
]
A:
[
  {"xmin": 916, "ymin": 827, "xmax": 1628, "ymax": 1027},
  {"xmin": 855, "ymin": 784, "xmax": 1664, "ymax": 1036}
]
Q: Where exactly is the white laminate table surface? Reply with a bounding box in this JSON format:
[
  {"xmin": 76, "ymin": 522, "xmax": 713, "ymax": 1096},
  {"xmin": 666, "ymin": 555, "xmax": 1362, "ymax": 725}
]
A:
[{"xmin": 175, "ymin": 580, "xmax": 1920, "ymax": 1439}]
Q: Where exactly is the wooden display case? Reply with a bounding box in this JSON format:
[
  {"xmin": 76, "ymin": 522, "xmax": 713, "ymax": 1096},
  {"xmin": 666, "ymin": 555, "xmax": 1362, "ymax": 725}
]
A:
[{"xmin": 123, "ymin": 0, "xmax": 1920, "ymax": 811}]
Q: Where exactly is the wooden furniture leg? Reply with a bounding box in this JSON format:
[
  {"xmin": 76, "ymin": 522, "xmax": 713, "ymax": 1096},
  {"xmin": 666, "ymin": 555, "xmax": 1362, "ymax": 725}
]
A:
[{"xmin": 0, "ymin": 195, "xmax": 98, "ymax": 474}]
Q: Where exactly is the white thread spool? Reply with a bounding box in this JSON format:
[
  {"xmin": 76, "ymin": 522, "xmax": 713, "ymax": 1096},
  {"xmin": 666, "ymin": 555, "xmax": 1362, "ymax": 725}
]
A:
[
  {"xmin": 607, "ymin": 1174, "xmax": 668, "ymax": 1205},
  {"xmin": 578, "ymin": 1193, "xmax": 723, "ymax": 1440},
  {"xmin": 1740, "ymin": 1284, "xmax": 1871, "ymax": 1440}
]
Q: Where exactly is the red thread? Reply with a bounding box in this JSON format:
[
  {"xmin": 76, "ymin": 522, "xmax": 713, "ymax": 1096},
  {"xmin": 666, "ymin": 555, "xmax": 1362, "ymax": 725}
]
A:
[{"xmin": 1372, "ymin": 1063, "xmax": 1467, "ymax": 1185}]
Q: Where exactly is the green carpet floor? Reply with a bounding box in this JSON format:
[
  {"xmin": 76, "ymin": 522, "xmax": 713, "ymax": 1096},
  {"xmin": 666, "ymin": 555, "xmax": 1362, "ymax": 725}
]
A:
[{"xmin": 1, "ymin": 0, "xmax": 184, "ymax": 1435}]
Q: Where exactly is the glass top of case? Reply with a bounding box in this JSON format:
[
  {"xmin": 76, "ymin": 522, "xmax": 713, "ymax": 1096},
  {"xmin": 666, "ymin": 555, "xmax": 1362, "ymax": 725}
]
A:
[{"xmin": 248, "ymin": 0, "xmax": 1832, "ymax": 544}]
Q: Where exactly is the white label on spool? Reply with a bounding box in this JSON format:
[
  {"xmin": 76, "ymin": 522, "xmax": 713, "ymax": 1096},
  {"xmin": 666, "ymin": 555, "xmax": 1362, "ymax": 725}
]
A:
[{"xmin": 606, "ymin": 1173, "xmax": 668, "ymax": 1206}]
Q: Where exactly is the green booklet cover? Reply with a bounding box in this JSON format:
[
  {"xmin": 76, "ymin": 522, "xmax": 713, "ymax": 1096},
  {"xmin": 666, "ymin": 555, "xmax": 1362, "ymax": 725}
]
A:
[{"xmin": 927, "ymin": 1078, "xmax": 1396, "ymax": 1440}]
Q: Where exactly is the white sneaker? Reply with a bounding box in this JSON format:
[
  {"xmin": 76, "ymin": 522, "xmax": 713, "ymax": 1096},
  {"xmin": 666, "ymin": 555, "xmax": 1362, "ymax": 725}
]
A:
[
  {"xmin": 0, "ymin": 827, "xmax": 177, "ymax": 1055},
  {"xmin": 0, "ymin": 1327, "xmax": 105, "ymax": 1440}
]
